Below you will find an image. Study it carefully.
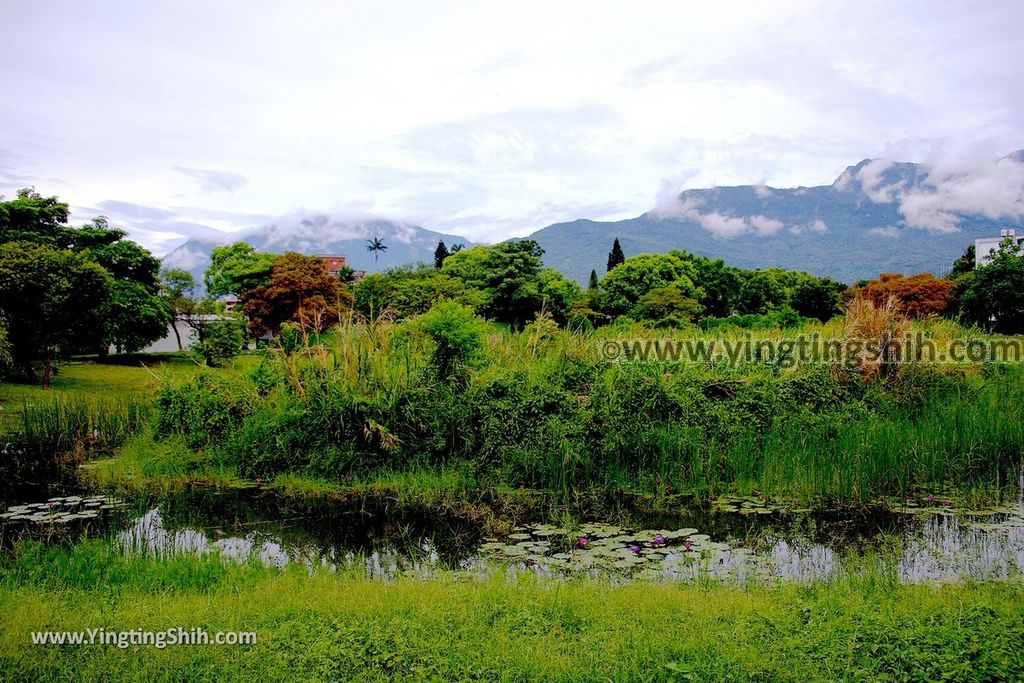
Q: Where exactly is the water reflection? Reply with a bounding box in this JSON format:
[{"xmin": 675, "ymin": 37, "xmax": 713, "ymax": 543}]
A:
[{"xmin": 114, "ymin": 501, "xmax": 1024, "ymax": 584}]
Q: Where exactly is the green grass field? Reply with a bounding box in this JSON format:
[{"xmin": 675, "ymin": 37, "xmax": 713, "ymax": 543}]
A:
[
  {"xmin": 1, "ymin": 540, "xmax": 1022, "ymax": 682},
  {"xmin": 0, "ymin": 353, "xmax": 255, "ymax": 433}
]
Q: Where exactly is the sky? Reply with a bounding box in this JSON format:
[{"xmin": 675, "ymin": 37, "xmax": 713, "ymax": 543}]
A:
[{"xmin": 2, "ymin": 0, "xmax": 1023, "ymax": 257}]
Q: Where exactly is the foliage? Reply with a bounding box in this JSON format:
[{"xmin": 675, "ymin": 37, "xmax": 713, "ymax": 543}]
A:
[
  {"xmin": 204, "ymin": 242, "xmax": 276, "ymax": 298},
  {"xmin": 606, "ymin": 237, "xmax": 625, "ymax": 272},
  {"xmin": 0, "ymin": 242, "xmax": 112, "ymax": 384},
  {"xmin": 856, "ymin": 272, "xmax": 954, "ymax": 318},
  {"xmin": 953, "ymin": 238, "xmax": 1024, "ymax": 333},
  {"xmin": 0, "ymin": 188, "xmax": 71, "ymax": 244},
  {"xmin": 632, "ymin": 285, "xmax": 702, "ymax": 323},
  {"xmin": 193, "ymin": 319, "xmax": 247, "ymax": 367},
  {"xmin": 599, "ymin": 251, "xmax": 702, "ymax": 318},
  {"xmin": 242, "ymin": 252, "xmax": 351, "ymax": 336},
  {"xmin": 948, "ymin": 243, "xmax": 975, "ymax": 278},
  {"xmin": 365, "ymin": 235, "xmax": 388, "ymax": 265},
  {"xmin": 441, "ymin": 240, "xmax": 578, "ymax": 328},
  {"xmin": 433, "ymin": 240, "xmax": 449, "ymax": 269},
  {"xmin": 417, "ymin": 301, "xmax": 487, "ymax": 381},
  {"xmin": 353, "ymin": 266, "xmax": 483, "ymax": 320}
]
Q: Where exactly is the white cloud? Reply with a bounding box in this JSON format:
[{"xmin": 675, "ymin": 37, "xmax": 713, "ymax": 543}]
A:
[
  {"xmin": 867, "ymin": 226, "xmax": 901, "ymax": 238},
  {"xmin": 790, "ymin": 218, "xmax": 828, "ymax": 234},
  {"xmin": 652, "ymin": 195, "xmax": 784, "ymax": 238}
]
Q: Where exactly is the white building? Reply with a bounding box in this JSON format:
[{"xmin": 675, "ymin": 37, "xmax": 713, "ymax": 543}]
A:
[{"xmin": 975, "ymin": 229, "xmax": 1024, "ymax": 266}]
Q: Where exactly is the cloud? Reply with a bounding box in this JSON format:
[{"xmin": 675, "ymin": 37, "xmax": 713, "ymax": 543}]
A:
[
  {"xmin": 96, "ymin": 200, "xmax": 177, "ymax": 222},
  {"xmin": 790, "ymin": 218, "xmax": 828, "ymax": 234},
  {"xmin": 173, "ymin": 166, "xmax": 248, "ymax": 193},
  {"xmin": 867, "ymin": 226, "xmax": 901, "ymax": 238},
  {"xmin": 652, "ymin": 194, "xmax": 784, "ymax": 238},
  {"xmin": 896, "ymin": 151, "xmax": 1024, "ymax": 232}
]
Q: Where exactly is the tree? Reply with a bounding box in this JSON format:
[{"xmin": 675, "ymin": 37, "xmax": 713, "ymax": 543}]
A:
[
  {"xmin": 857, "ymin": 273, "xmax": 954, "ymax": 318},
  {"xmin": 588, "ymin": 269, "xmax": 599, "ymax": 290},
  {"xmin": 434, "ymin": 241, "xmax": 450, "ymax": 269},
  {"xmin": 606, "ymin": 238, "xmax": 625, "ymax": 272},
  {"xmin": 599, "ymin": 252, "xmax": 702, "ymax": 318},
  {"xmin": 0, "ymin": 242, "xmax": 112, "ymax": 386},
  {"xmin": 949, "ymin": 244, "xmax": 976, "ymax": 279},
  {"xmin": 353, "ymin": 266, "xmax": 483, "ymax": 320},
  {"xmin": 193, "ymin": 319, "xmax": 246, "ymax": 367},
  {"xmin": 160, "ymin": 269, "xmax": 215, "ymax": 350},
  {"xmin": 440, "ymin": 240, "xmax": 576, "ymax": 328},
  {"xmin": 953, "ymin": 238, "xmax": 1024, "ymax": 333},
  {"xmin": 205, "ymin": 242, "xmax": 275, "ymax": 297},
  {"xmin": 736, "ymin": 271, "xmax": 785, "ymax": 315},
  {"xmin": 633, "ymin": 286, "xmax": 703, "ymax": 323},
  {"xmin": 0, "ymin": 188, "xmax": 72, "ymax": 245},
  {"xmin": 242, "ymin": 253, "xmax": 350, "ymax": 336},
  {"xmin": 686, "ymin": 254, "xmax": 742, "ymax": 318},
  {"xmin": 366, "ymin": 236, "xmax": 388, "ymax": 266},
  {"xmin": 790, "ymin": 276, "xmax": 845, "ymax": 322},
  {"xmin": 1, "ymin": 192, "xmax": 169, "ymax": 357}
]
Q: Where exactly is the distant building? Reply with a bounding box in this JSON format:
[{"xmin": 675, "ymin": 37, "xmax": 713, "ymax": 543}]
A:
[
  {"xmin": 316, "ymin": 254, "xmax": 366, "ymax": 282},
  {"xmin": 976, "ymin": 230, "xmax": 1024, "ymax": 267}
]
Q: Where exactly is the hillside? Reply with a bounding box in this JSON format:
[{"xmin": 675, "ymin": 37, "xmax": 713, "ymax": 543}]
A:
[{"xmin": 527, "ymin": 153, "xmax": 1024, "ymax": 284}]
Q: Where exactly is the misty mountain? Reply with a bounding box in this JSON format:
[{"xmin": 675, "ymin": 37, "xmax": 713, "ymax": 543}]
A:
[
  {"xmin": 527, "ymin": 152, "xmax": 1024, "ymax": 284},
  {"xmin": 162, "ymin": 214, "xmax": 474, "ymax": 286}
]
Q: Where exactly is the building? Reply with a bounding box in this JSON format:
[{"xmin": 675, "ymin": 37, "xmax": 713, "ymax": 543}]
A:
[
  {"xmin": 975, "ymin": 229, "xmax": 1024, "ymax": 267},
  {"xmin": 316, "ymin": 254, "xmax": 366, "ymax": 282}
]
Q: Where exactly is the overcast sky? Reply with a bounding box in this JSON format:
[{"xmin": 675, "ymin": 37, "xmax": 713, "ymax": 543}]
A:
[{"xmin": 2, "ymin": 0, "xmax": 1023, "ymax": 256}]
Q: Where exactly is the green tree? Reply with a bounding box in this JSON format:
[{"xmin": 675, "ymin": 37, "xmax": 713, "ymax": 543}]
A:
[
  {"xmin": 736, "ymin": 271, "xmax": 785, "ymax": 314},
  {"xmin": 954, "ymin": 238, "xmax": 1024, "ymax": 333},
  {"xmin": 354, "ymin": 266, "xmax": 483, "ymax": 320},
  {"xmin": 606, "ymin": 238, "xmax": 625, "ymax": 272},
  {"xmin": 949, "ymin": 244, "xmax": 976, "ymax": 279},
  {"xmin": 633, "ymin": 285, "xmax": 703, "ymax": 323},
  {"xmin": 205, "ymin": 242, "xmax": 276, "ymax": 297},
  {"xmin": 0, "ymin": 193, "xmax": 169, "ymax": 356},
  {"xmin": 0, "ymin": 188, "xmax": 72, "ymax": 245},
  {"xmin": 160, "ymin": 269, "xmax": 215, "ymax": 350},
  {"xmin": 588, "ymin": 269, "xmax": 600, "ymax": 290},
  {"xmin": 599, "ymin": 252, "xmax": 702, "ymax": 318},
  {"xmin": 434, "ymin": 240, "xmax": 450, "ymax": 269},
  {"xmin": 0, "ymin": 242, "xmax": 112, "ymax": 386},
  {"xmin": 441, "ymin": 240, "xmax": 571, "ymax": 328},
  {"xmin": 790, "ymin": 276, "xmax": 845, "ymax": 322}
]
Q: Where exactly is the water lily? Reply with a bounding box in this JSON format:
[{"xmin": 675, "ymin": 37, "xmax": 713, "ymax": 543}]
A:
[
  {"xmin": 577, "ymin": 537, "xmax": 589, "ymax": 547},
  {"xmin": 255, "ymin": 477, "xmax": 263, "ymax": 486},
  {"xmin": 682, "ymin": 539, "xmax": 693, "ymax": 551},
  {"xmin": 927, "ymin": 494, "xmax": 936, "ymax": 503},
  {"xmin": 653, "ymin": 536, "xmax": 665, "ymax": 545},
  {"xmin": 942, "ymin": 499, "xmax": 952, "ymax": 507},
  {"xmin": 629, "ymin": 545, "xmax": 640, "ymax": 553}
]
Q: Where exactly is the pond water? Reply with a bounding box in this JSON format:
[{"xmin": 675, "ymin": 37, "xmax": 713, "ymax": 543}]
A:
[{"xmin": 5, "ymin": 485, "xmax": 1023, "ymax": 583}]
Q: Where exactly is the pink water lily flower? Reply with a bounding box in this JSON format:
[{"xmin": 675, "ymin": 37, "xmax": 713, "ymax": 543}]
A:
[
  {"xmin": 577, "ymin": 537, "xmax": 589, "ymax": 547},
  {"xmin": 653, "ymin": 536, "xmax": 665, "ymax": 545},
  {"xmin": 682, "ymin": 539, "xmax": 693, "ymax": 551}
]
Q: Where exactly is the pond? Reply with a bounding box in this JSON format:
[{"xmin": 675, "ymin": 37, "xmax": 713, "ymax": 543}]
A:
[{"xmin": 4, "ymin": 484, "xmax": 1024, "ymax": 583}]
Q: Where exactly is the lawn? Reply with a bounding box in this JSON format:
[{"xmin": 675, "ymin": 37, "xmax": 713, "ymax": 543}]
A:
[{"xmin": 0, "ymin": 353, "xmax": 255, "ymax": 433}]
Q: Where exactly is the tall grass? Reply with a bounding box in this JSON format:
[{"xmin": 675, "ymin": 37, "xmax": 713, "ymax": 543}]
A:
[
  {"xmin": 143, "ymin": 314, "xmax": 1024, "ymax": 506},
  {"xmin": 1, "ymin": 396, "xmax": 151, "ymax": 484}
]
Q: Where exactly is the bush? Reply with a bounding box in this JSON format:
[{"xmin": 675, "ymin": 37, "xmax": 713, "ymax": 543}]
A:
[
  {"xmin": 192, "ymin": 319, "xmax": 246, "ymax": 367},
  {"xmin": 417, "ymin": 301, "xmax": 487, "ymax": 381}
]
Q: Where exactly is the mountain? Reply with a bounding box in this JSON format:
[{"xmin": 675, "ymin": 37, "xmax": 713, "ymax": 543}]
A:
[
  {"xmin": 526, "ymin": 152, "xmax": 1024, "ymax": 284},
  {"xmin": 163, "ymin": 214, "xmax": 473, "ymax": 286}
]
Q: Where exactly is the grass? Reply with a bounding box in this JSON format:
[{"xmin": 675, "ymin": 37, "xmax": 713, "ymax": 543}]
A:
[{"xmin": 1, "ymin": 540, "xmax": 1023, "ymax": 682}]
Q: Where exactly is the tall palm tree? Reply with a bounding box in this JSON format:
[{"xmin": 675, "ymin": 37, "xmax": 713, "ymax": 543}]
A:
[{"xmin": 365, "ymin": 236, "xmax": 388, "ymax": 266}]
